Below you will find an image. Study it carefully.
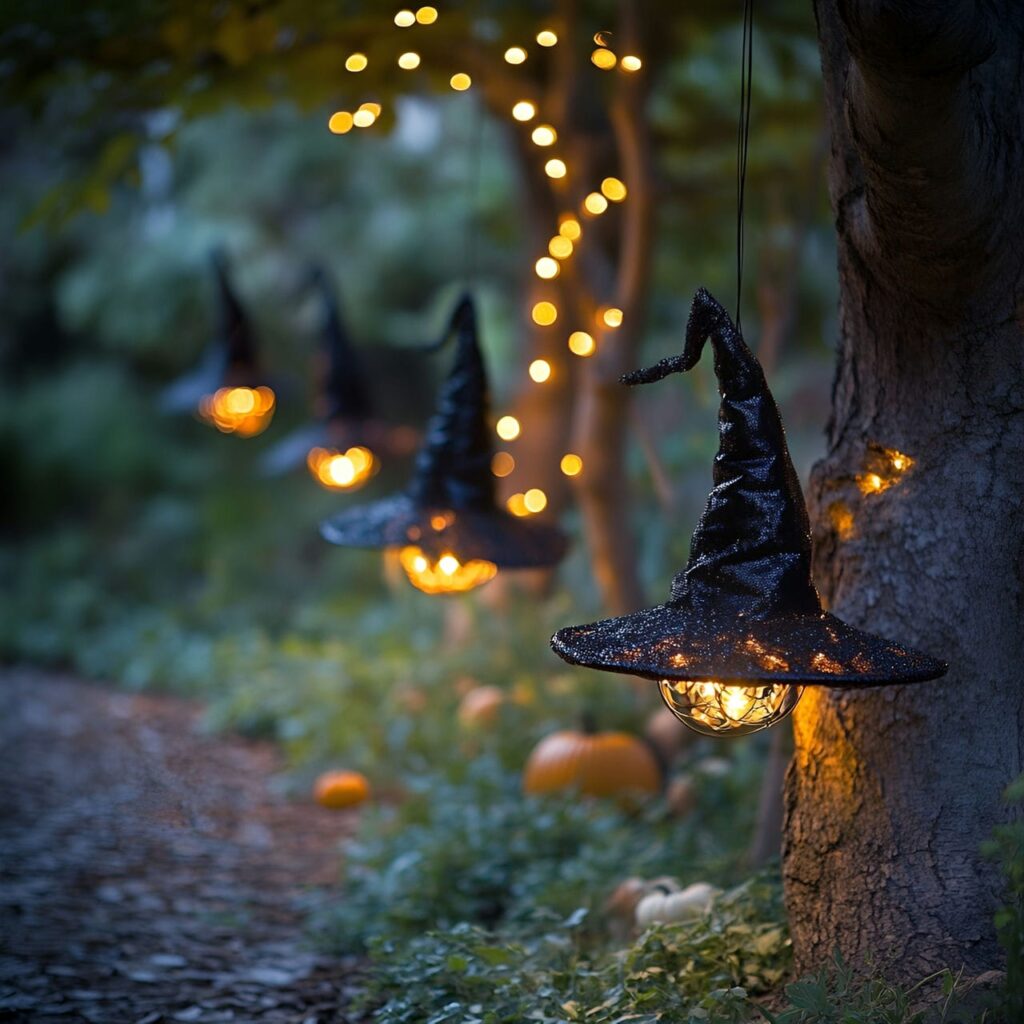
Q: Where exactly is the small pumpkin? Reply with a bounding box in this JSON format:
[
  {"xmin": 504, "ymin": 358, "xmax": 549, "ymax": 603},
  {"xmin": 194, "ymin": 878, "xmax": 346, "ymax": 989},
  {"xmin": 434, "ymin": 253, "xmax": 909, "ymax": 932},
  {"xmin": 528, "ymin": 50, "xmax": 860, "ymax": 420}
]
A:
[
  {"xmin": 457, "ymin": 685, "xmax": 505, "ymax": 729},
  {"xmin": 313, "ymin": 770, "xmax": 370, "ymax": 810},
  {"xmin": 522, "ymin": 722, "xmax": 661, "ymax": 798},
  {"xmin": 635, "ymin": 880, "xmax": 717, "ymax": 929}
]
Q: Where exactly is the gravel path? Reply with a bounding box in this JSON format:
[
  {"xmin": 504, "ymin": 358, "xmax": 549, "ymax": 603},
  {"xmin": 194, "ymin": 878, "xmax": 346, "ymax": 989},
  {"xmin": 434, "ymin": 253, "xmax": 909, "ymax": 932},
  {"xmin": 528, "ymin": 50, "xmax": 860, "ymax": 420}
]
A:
[{"xmin": 0, "ymin": 668, "xmax": 361, "ymax": 1023}]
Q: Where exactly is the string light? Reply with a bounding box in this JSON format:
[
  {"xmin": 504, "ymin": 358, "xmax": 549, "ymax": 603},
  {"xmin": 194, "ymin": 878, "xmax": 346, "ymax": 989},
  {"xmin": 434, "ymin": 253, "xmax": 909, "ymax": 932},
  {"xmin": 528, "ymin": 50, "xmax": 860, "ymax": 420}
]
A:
[
  {"xmin": 583, "ymin": 192, "xmax": 608, "ymax": 215},
  {"xmin": 398, "ymin": 51, "xmax": 421, "ymax": 69},
  {"xmin": 536, "ymin": 29, "xmax": 558, "ymax": 46},
  {"xmin": 558, "ymin": 215, "xmax": 581, "ymax": 240},
  {"xmin": 399, "ymin": 547, "xmax": 497, "ymax": 595},
  {"xmin": 535, "ymin": 256, "xmax": 560, "ymax": 279},
  {"xmin": 450, "ymin": 72, "xmax": 472, "ymax": 90},
  {"xmin": 504, "ymin": 46, "xmax": 527, "ymax": 64},
  {"xmin": 360, "ymin": 101, "xmax": 382, "ymax": 116},
  {"xmin": 345, "ymin": 53, "xmax": 368, "ymax": 72},
  {"xmin": 394, "ymin": 9, "xmax": 415, "ymax": 26},
  {"xmin": 353, "ymin": 107, "xmax": 377, "ymax": 127},
  {"xmin": 568, "ymin": 331, "xmax": 596, "ymax": 357},
  {"xmin": 532, "ymin": 301, "xmax": 558, "ymax": 325},
  {"xmin": 199, "ymin": 386, "xmax": 275, "ymax": 436},
  {"xmin": 496, "ymin": 415, "xmax": 521, "ymax": 440},
  {"xmin": 507, "ymin": 493, "xmax": 529, "ymax": 516},
  {"xmin": 601, "ymin": 176, "xmax": 627, "ymax": 201},
  {"xmin": 601, "ymin": 307, "xmax": 624, "ymax": 328},
  {"xmin": 491, "ymin": 451, "xmax": 515, "ymax": 477},
  {"xmin": 621, "ymin": 55, "xmax": 642, "ymax": 72},
  {"xmin": 415, "ymin": 5, "xmax": 438, "ymax": 23},
  {"xmin": 307, "ymin": 446, "xmax": 377, "ymax": 492},
  {"xmin": 544, "ymin": 158, "xmax": 567, "ymax": 179},
  {"xmin": 548, "ymin": 235, "xmax": 573, "ymax": 259},
  {"xmin": 531, "ymin": 124, "xmax": 557, "ymax": 146},
  {"xmin": 591, "ymin": 48, "xmax": 617, "ymax": 69},
  {"xmin": 560, "ymin": 453, "xmax": 583, "ymax": 476},
  {"xmin": 512, "ymin": 100, "xmax": 536, "ymax": 121},
  {"xmin": 328, "ymin": 111, "xmax": 354, "ymax": 134},
  {"xmin": 524, "ymin": 488, "xmax": 548, "ymax": 513},
  {"xmin": 529, "ymin": 359, "xmax": 552, "ymax": 383}
]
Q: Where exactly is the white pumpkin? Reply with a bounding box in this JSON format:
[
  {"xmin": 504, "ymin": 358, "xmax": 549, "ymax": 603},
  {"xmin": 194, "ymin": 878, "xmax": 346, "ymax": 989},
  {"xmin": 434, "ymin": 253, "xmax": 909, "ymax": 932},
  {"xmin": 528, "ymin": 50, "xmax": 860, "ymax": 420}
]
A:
[{"xmin": 635, "ymin": 881, "xmax": 718, "ymax": 928}]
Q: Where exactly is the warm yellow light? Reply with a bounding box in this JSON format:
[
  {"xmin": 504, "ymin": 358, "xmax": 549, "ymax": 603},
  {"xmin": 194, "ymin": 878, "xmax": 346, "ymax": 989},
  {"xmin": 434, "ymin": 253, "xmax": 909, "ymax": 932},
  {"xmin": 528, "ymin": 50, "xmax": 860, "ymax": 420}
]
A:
[
  {"xmin": 496, "ymin": 415, "xmax": 521, "ymax": 441},
  {"xmin": 399, "ymin": 546, "xmax": 498, "ymax": 595},
  {"xmin": 512, "ymin": 100, "xmax": 536, "ymax": 121},
  {"xmin": 548, "ymin": 235, "xmax": 573, "ymax": 259},
  {"xmin": 394, "ymin": 9, "xmax": 416, "ymax": 26},
  {"xmin": 353, "ymin": 108, "xmax": 377, "ymax": 127},
  {"xmin": 560, "ymin": 453, "xmax": 583, "ymax": 477},
  {"xmin": 504, "ymin": 46, "xmax": 527, "ymax": 65},
  {"xmin": 568, "ymin": 331, "xmax": 595, "ymax": 357},
  {"xmin": 544, "ymin": 158, "xmax": 567, "ymax": 179},
  {"xmin": 307, "ymin": 445, "xmax": 377, "ymax": 492},
  {"xmin": 659, "ymin": 680, "xmax": 803, "ymax": 737},
  {"xmin": 328, "ymin": 111, "xmax": 354, "ymax": 134},
  {"xmin": 449, "ymin": 72, "xmax": 472, "ymax": 91},
  {"xmin": 600, "ymin": 176, "xmax": 627, "ymax": 201},
  {"xmin": 345, "ymin": 53, "xmax": 368, "ymax": 72},
  {"xmin": 415, "ymin": 5, "xmax": 438, "ymax": 24},
  {"xmin": 524, "ymin": 488, "xmax": 548, "ymax": 513},
  {"xmin": 601, "ymin": 306, "xmax": 624, "ymax": 328},
  {"xmin": 591, "ymin": 47, "xmax": 617, "ymax": 69},
  {"xmin": 583, "ymin": 192, "xmax": 608, "ymax": 215},
  {"xmin": 536, "ymin": 29, "xmax": 558, "ymax": 46},
  {"xmin": 531, "ymin": 124, "xmax": 557, "ymax": 146},
  {"xmin": 620, "ymin": 54, "xmax": 642, "ymax": 72},
  {"xmin": 199, "ymin": 386, "xmax": 276, "ymax": 437},
  {"xmin": 535, "ymin": 256, "xmax": 560, "ymax": 279},
  {"xmin": 532, "ymin": 301, "xmax": 558, "ymax": 325},
  {"xmin": 558, "ymin": 215, "xmax": 581, "ymax": 240},
  {"xmin": 398, "ymin": 51, "xmax": 421, "ymax": 69},
  {"xmin": 860, "ymin": 472, "xmax": 884, "ymax": 495},
  {"xmin": 529, "ymin": 358, "xmax": 552, "ymax": 383},
  {"xmin": 491, "ymin": 451, "xmax": 515, "ymax": 477},
  {"xmin": 506, "ymin": 492, "xmax": 529, "ymax": 517},
  {"xmin": 359, "ymin": 101, "xmax": 382, "ymax": 116}
]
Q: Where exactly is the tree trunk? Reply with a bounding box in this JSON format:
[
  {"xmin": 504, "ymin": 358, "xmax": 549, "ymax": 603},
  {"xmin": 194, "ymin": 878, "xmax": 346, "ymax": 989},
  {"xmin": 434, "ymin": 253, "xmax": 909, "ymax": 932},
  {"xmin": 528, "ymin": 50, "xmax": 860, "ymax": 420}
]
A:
[{"xmin": 783, "ymin": 0, "xmax": 1024, "ymax": 980}]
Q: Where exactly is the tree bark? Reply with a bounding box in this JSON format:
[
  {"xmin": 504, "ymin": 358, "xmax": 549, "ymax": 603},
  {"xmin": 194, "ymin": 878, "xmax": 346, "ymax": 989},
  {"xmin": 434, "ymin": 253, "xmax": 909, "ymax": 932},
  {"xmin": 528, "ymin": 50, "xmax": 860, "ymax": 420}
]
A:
[{"xmin": 783, "ymin": 0, "xmax": 1024, "ymax": 980}]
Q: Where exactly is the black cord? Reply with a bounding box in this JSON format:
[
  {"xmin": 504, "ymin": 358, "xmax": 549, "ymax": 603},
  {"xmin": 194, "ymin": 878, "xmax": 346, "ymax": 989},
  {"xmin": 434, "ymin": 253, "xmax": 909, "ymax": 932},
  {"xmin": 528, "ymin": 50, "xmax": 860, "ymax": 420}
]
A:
[{"xmin": 735, "ymin": 0, "xmax": 754, "ymax": 331}]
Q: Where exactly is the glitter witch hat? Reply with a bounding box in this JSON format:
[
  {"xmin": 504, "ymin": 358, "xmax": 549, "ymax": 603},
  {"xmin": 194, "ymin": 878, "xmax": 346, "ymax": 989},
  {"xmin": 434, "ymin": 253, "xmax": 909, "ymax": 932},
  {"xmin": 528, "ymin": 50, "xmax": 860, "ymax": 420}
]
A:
[
  {"xmin": 551, "ymin": 288, "xmax": 946, "ymax": 688},
  {"xmin": 321, "ymin": 293, "xmax": 569, "ymax": 568}
]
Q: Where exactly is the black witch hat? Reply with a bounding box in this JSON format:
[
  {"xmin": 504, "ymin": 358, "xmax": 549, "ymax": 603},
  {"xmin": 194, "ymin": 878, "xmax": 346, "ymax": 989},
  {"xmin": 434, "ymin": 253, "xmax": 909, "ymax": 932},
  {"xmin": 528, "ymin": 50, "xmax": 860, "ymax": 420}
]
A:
[
  {"xmin": 160, "ymin": 248, "xmax": 264, "ymax": 413},
  {"xmin": 551, "ymin": 288, "xmax": 946, "ymax": 687},
  {"xmin": 321, "ymin": 294, "xmax": 569, "ymax": 568}
]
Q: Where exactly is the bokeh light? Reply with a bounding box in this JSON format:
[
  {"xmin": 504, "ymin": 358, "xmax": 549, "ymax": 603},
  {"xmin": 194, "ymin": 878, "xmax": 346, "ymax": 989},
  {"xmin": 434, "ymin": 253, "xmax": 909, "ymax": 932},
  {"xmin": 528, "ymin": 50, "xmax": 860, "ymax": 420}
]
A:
[
  {"xmin": 529, "ymin": 359, "xmax": 552, "ymax": 383},
  {"xmin": 558, "ymin": 215, "xmax": 581, "ymax": 240},
  {"xmin": 535, "ymin": 256, "xmax": 560, "ymax": 279},
  {"xmin": 544, "ymin": 158, "xmax": 567, "ymax": 179},
  {"xmin": 394, "ymin": 9, "xmax": 415, "ymax": 26},
  {"xmin": 512, "ymin": 100, "xmax": 536, "ymax": 121},
  {"xmin": 591, "ymin": 48, "xmax": 617, "ymax": 69},
  {"xmin": 532, "ymin": 301, "xmax": 558, "ymax": 325},
  {"xmin": 531, "ymin": 124, "xmax": 557, "ymax": 146},
  {"xmin": 560, "ymin": 453, "xmax": 583, "ymax": 477},
  {"xmin": 496, "ymin": 415, "xmax": 521, "ymax": 440},
  {"xmin": 536, "ymin": 30, "xmax": 558, "ymax": 46},
  {"xmin": 504, "ymin": 47, "xmax": 527, "ymax": 64},
  {"xmin": 398, "ymin": 51, "xmax": 421, "ymax": 69},
  {"xmin": 601, "ymin": 176, "xmax": 627, "ymax": 201},
  {"xmin": 548, "ymin": 235, "xmax": 573, "ymax": 259},
  {"xmin": 491, "ymin": 451, "xmax": 515, "ymax": 477},
  {"xmin": 328, "ymin": 111, "xmax": 353, "ymax": 134},
  {"xmin": 345, "ymin": 53, "xmax": 367, "ymax": 72},
  {"xmin": 621, "ymin": 55, "xmax": 643, "ymax": 72},
  {"xmin": 415, "ymin": 6, "xmax": 438, "ymax": 24},
  {"xmin": 524, "ymin": 488, "xmax": 548, "ymax": 513},
  {"xmin": 568, "ymin": 331, "xmax": 596, "ymax": 357},
  {"xmin": 584, "ymin": 192, "xmax": 608, "ymax": 215},
  {"xmin": 450, "ymin": 72, "xmax": 472, "ymax": 90}
]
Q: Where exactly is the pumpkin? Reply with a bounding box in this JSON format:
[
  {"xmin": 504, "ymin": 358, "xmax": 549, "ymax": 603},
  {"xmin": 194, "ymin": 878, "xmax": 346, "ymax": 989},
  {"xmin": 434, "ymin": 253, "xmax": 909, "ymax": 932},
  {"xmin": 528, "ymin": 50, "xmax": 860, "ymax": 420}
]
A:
[
  {"xmin": 522, "ymin": 724, "xmax": 661, "ymax": 798},
  {"xmin": 313, "ymin": 770, "xmax": 370, "ymax": 809},
  {"xmin": 635, "ymin": 880, "xmax": 717, "ymax": 928},
  {"xmin": 457, "ymin": 685, "xmax": 505, "ymax": 729}
]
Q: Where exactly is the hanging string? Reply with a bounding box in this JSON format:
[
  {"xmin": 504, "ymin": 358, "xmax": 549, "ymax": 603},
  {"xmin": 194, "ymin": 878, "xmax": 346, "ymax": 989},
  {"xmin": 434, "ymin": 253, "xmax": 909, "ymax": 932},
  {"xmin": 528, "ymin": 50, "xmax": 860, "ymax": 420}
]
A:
[
  {"xmin": 735, "ymin": 0, "xmax": 754, "ymax": 331},
  {"xmin": 461, "ymin": 89, "xmax": 486, "ymax": 291}
]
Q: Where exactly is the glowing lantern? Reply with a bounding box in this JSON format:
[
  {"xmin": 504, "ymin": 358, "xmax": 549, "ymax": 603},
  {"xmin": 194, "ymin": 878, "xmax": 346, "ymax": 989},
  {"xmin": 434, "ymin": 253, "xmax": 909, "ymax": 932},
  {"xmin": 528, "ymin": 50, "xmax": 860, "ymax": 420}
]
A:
[
  {"xmin": 512, "ymin": 100, "xmax": 536, "ymax": 121},
  {"xmin": 307, "ymin": 445, "xmax": 377, "ymax": 492},
  {"xmin": 321, "ymin": 295, "xmax": 568, "ymax": 595},
  {"xmin": 551, "ymin": 288, "xmax": 946, "ymax": 736}
]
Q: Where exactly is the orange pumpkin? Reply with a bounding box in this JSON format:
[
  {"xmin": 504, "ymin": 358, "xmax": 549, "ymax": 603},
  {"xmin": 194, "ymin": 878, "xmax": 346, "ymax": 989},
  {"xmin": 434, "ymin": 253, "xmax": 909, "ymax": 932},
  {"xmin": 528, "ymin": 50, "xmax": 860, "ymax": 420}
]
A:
[
  {"xmin": 522, "ymin": 725, "xmax": 661, "ymax": 798},
  {"xmin": 457, "ymin": 685, "xmax": 505, "ymax": 729},
  {"xmin": 313, "ymin": 770, "xmax": 371, "ymax": 809}
]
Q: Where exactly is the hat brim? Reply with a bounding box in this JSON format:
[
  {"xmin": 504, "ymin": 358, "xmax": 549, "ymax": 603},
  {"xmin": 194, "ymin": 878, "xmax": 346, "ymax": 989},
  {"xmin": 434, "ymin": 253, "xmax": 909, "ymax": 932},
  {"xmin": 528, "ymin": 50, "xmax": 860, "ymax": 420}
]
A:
[
  {"xmin": 321, "ymin": 493, "xmax": 569, "ymax": 569},
  {"xmin": 551, "ymin": 605, "xmax": 947, "ymax": 687}
]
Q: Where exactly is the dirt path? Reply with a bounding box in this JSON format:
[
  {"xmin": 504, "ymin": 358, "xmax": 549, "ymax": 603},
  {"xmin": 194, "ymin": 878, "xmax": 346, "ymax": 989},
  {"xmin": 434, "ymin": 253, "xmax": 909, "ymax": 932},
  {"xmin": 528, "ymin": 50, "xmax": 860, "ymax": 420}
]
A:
[{"xmin": 0, "ymin": 668, "xmax": 361, "ymax": 1023}]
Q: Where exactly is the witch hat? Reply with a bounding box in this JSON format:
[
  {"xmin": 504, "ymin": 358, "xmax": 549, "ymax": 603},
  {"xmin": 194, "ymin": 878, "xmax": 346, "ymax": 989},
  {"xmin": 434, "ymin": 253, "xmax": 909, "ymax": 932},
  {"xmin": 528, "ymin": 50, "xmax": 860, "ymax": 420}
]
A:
[
  {"xmin": 551, "ymin": 288, "xmax": 946, "ymax": 687},
  {"xmin": 321, "ymin": 293, "xmax": 568, "ymax": 568}
]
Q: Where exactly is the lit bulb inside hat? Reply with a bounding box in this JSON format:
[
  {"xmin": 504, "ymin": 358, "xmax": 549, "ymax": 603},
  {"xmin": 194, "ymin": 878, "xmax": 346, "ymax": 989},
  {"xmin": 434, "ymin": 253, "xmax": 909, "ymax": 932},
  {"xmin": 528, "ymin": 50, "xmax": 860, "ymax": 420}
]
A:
[
  {"xmin": 199, "ymin": 386, "xmax": 275, "ymax": 437},
  {"xmin": 399, "ymin": 546, "xmax": 497, "ymax": 595},
  {"xmin": 658, "ymin": 680, "xmax": 803, "ymax": 737},
  {"xmin": 307, "ymin": 445, "xmax": 377, "ymax": 492}
]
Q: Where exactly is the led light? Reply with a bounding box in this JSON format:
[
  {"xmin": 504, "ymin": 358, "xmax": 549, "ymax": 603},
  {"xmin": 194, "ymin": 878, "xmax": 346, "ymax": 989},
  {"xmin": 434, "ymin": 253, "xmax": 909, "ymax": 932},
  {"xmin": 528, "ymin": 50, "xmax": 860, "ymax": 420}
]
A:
[
  {"xmin": 601, "ymin": 306, "xmax": 623, "ymax": 328},
  {"xmin": 504, "ymin": 46, "xmax": 527, "ymax": 64},
  {"xmin": 531, "ymin": 124, "xmax": 557, "ymax": 146},
  {"xmin": 524, "ymin": 488, "xmax": 548, "ymax": 513},
  {"xmin": 659, "ymin": 679, "xmax": 803, "ymax": 737},
  {"xmin": 591, "ymin": 47, "xmax": 617, "ymax": 69},
  {"xmin": 398, "ymin": 51, "xmax": 421, "ymax": 69},
  {"xmin": 568, "ymin": 331, "xmax": 595, "ymax": 357},
  {"xmin": 496, "ymin": 415, "xmax": 521, "ymax": 440},
  {"xmin": 558, "ymin": 215, "xmax": 581, "ymax": 240},
  {"xmin": 621, "ymin": 54, "xmax": 642, "ymax": 72},
  {"xmin": 600, "ymin": 176, "xmax": 627, "ymax": 201},
  {"xmin": 491, "ymin": 451, "xmax": 515, "ymax": 477},
  {"xmin": 536, "ymin": 29, "xmax": 558, "ymax": 46},
  {"xmin": 328, "ymin": 111, "xmax": 354, "ymax": 134},
  {"xmin": 583, "ymin": 192, "xmax": 608, "ymax": 215},
  {"xmin": 450, "ymin": 72, "xmax": 472, "ymax": 90},
  {"xmin": 529, "ymin": 359, "xmax": 552, "ymax": 383},
  {"xmin": 394, "ymin": 9, "xmax": 416, "ymax": 26},
  {"xmin": 415, "ymin": 5, "xmax": 438, "ymax": 23},
  {"xmin": 544, "ymin": 158, "xmax": 567, "ymax": 179},
  {"xmin": 345, "ymin": 53, "xmax": 368, "ymax": 72},
  {"xmin": 512, "ymin": 100, "xmax": 536, "ymax": 121},
  {"xmin": 548, "ymin": 235, "xmax": 573, "ymax": 259},
  {"xmin": 535, "ymin": 256, "xmax": 560, "ymax": 279},
  {"xmin": 532, "ymin": 301, "xmax": 558, "ymax": 325},
  {"xmin": 353, "ymin": 108, "xmax": 376, "ymax": 127},
  {"xmin": 560, "ymin": 453, "xmax": 583, "ymax": 476}
]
